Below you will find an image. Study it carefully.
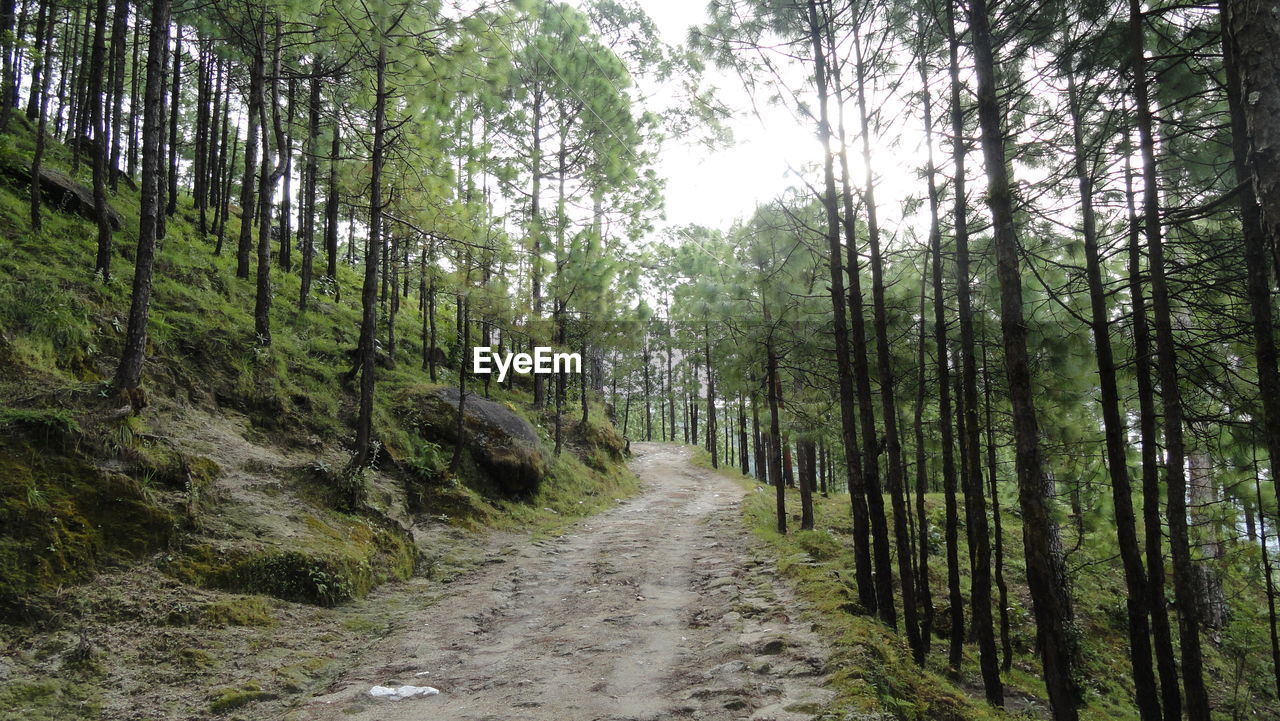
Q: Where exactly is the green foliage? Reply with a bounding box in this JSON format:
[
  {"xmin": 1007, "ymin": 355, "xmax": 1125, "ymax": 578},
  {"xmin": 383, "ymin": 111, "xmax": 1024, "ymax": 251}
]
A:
[
  {"xmin": 228, "ymin": 551, "xmax": 358, "ymax": 607},
  {"xmin": 208, "ymin": 683, "xmax": 275, "ymax": 714},
  {"xmin": 201, "ymin": 597, "xmax": 276, "ymax": 627},
  {"xmin": 0, "ymin": 407, "xmax": 79, "ymax": 440},
  {"xmin": 409, "ymin": 440, "xmax": 448, "ymax": 481}
]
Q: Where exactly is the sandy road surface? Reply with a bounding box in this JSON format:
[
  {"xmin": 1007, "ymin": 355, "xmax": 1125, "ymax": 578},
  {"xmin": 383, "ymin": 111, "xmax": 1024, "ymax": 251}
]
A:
[{"xmin": 295, "ymin": 443, "xmax": 832, "ymax": 721}]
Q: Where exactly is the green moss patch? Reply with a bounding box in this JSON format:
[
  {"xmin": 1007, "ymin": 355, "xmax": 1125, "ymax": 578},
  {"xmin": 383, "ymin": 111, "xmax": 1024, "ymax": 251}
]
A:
[
  {"xmin": 0, "ymin": 679, "xmax": 100, "ymax": 721},
  {"xmin": 209, "ymin": 683, "xmax": 276, "ymax": 714},
  {"xmin": 162, "ymin": 515, "xmax": 416, "ymax": 607},
  {"xmin": 202, "ymin": 596, "xmax": 275, "ymax": 627},
  {"xmin": 0, "ymin": 441, "xmax": 177, "ymax": 622}
]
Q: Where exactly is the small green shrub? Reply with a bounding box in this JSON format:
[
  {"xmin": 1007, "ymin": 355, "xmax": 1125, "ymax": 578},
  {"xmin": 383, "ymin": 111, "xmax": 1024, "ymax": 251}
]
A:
[{"xmin": 229, "ymin": 551, "xmax": 357, "ymax": 607}]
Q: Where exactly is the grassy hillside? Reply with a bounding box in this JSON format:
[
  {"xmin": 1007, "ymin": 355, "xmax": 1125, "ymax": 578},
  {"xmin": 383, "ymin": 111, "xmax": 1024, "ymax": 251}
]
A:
[
  {"xmin": 693, "ymin": 452, "xmax": 1280, "ymax": 721},
  {"xmin": 0, "ymin": 120, "xmax": 636, "ymax": 719}
]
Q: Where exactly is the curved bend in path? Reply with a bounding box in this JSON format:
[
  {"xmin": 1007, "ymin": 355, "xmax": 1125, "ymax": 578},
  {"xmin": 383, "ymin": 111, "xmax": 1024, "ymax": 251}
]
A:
[{"xmin": 297, "ymin": 443, "xmax": 833, "ymax": 721}]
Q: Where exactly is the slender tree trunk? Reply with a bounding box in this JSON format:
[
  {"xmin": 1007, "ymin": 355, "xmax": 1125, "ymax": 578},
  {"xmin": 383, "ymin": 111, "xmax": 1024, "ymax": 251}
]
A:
[
  {"xmin": 946, "ymin": 3, "xmax": 1003, "ymax": 697},
  {"xmin": 253, "ymin": 24, "xmax": 286, "ymax": 345},
  {"xmin": 530, "ymin": 95, "xmax": 545, "ymax": 409},
  {"xmin": 326, "ymin": 121, "xmax": 340, "ymax": 280},
  {"xmin": 351, "ymin": 41, "xmax": 386, "ymax": 470},
  {"xmin": 980, "ymin": 345, "xmax": 1012, "ymax": 671},
  {"xmin": 299, "ymin": 69, "xmax": 320, "ymax": 309},
  {"xmin": 765, "ymin": 300, "xmax": 785, "ymax": 534},
  {"xmin": 126, "ymin": 16, "xmax": 139, "ymax": 176},
  {"xmin": 279, "ymin": 78, "xmax": 295, "ymax": 273},
  {"xmin": 165, "ymin": 28, "xmax": 180, "ymax": 216},
  {"xmin": 236, "ymin": 46, "xmax": 263, "ymax": 280},
  {"xmin": 799, "ymin": 439, "xmax": 815, "ymax": 530},
  {"xmin": 113, "ymin": 0, "xmax": 170, "ymax": 392},
  {"xmin": 807, "ymin": 0, "xmax": 875, "ymax": 614},
  {"xmin": 1124, "ymin": 150, "xmax": 1183, "ymax": 721},
  {"xmin": 29, "ymin": 0, "xmax": 55, "ymax": 232},
  {"xmin": 451, "ymin": 276, "xmax": 471, "ymax": 473},
  {"xmin": 1254, "ymin": 461, "xmax": 1280, "ymax": 700},
  {"xmin": 0, "ymin": 0, "xmax": 19, "ymax": 129},
  {"xmin": 1066, "ymin": 65, "xmax": 1159, "ymax": 721},
  {"xmin": 752, "ymin": 389, "xmax": 764, "ymax": 480},
  {"xmin": 642, "ymin": 344, "xmax": 652, "ymax": 441},
  {"xmin": 969, "ymin": 0, "xmax": 1074, "ymax": 711},
  {"xmin": 853, "ymin": 25, "xmax": 918, "ymax": 654},
  {"xmin": 1129, "ymin": 3, "xmax": 1209, "ymax": 718},
  {"xmin": 919, "ymin": 36, "xmax": 952, "ymax": 661},
  {"xmin": 25, "ymin": 0, "xmax": 48, "ymax": 122},
  {"xmin": 913, "ymin": 246, "xmax": 934, "ymax": 655},
  {"xmin": 705, "ymin": 329, "xmax": 717, "ymax": 468},
  {"xmin": 89, "ymin": 0, "xmax": 113, "ymax": 282}
]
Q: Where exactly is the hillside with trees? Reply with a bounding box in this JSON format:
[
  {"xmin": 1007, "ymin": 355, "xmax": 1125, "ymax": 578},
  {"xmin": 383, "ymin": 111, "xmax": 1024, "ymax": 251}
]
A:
[{"xmin": 1, "ymin": 0, "xmax": 1280, "ymax": 719}]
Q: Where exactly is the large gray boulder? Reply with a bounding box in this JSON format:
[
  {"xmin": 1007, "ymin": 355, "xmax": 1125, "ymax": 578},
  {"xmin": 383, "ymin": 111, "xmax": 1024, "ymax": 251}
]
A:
[
  {"xmin": 1, "ymin": 160, "xmax": 123, "ymax": 230},
  {"xmin": 409, "ymin": 387, "xmax": 548, "ymax": 496}
]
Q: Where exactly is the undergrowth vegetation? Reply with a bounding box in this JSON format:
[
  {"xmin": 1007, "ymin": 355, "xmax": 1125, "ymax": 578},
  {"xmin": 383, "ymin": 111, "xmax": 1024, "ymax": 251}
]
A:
[
  {"xmin": 694, "ymin": 453, "xmax": 1280, "ymax": 721},
  {"xmin": 0, "ymin": 117, "xmax": 637, "ymax": 628}
]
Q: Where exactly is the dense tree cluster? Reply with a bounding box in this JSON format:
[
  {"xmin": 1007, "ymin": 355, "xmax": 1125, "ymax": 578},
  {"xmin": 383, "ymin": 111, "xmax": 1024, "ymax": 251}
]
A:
[
  {"xmin": 603, "ymin": 0, "xmax": 1280, "ymax": 718},
  {"xmin": 9, "ymin": 0, "xmax": 689, "ymax": 466},
  {"xmin": 9, "ymin": 0, "xmax": 1280, "ymax": 715}
]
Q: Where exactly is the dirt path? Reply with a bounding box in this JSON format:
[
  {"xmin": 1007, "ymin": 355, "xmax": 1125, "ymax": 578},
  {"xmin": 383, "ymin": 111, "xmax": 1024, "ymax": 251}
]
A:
[{"xmin": 293, "ymin": 443, "xmax": 832, "ymax": 721}]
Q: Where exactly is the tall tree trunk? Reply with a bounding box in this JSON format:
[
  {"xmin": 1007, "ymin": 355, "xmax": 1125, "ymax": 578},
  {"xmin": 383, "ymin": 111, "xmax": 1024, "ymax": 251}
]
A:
[
  {"xmin": 451, "ymin": 271, "xmax": 471, "ymax": 473},
  {"xmin": 807, "ymin": 0, "xmax": 875, "ymax": 615},
  {"xmin": 351, "ymin": 41, "xmax": 386, "ymax": 471},
  {"xmin": 705, "ymin": 329, "xmax": 717, "ymax": 468},
  {"xmin": 642, "ymin": 343, "xmax": 652, "ymax": 441},
  {"xmin": 236, "ymin": 45, "xmax": 263, "ymax": 280},
  {"xmin": 1224, "ymin": 0, "xmax": 1280, "ymax": 246},
  {"xmin": 127, "ymin": 15, "xmax": 139, "ymax": 176},
  {"xmin": 980, "ymin": 344, "xmax": 1012, "ymax": 671},
  {"xmin": 279, "ymin": 77, "xmax": 295, "ymax": 273},
  {"xmin": 919, "ymin": 35, "xmax": 951, "ymax": 661},
  {"xmin": 253, "ymin": 24, "xmax": 285, "ymax": 345},
  {"xmin": 326, "ymin": 121, "xmax": 340, "ymax": 280},
  {"xmin": 29, "ymin": 0, "xmax": 55, "ymax": 232},
  {"xmin": 165, "ymin": 28, "xmax": 180, "ymax": 216},
  {"xmin": 89, "ymin": 0, "xmax": 112, "ymax": 282},
  {"xmin": 0, "ymin": 0, "xmax": 18, "ymax": 129},
  {"xmin": 765, "ymin": 299, "xmax": 785, "ymax": 535},
  {"xmin": 945, "ymin": 0, "xmax": 1002, "ymax": 697},
  {"xmin": 25, "ymin": 0, "xmax": 48, "ymax": 122},
  {"xmin": 1254, "ymin": 462, "xmax": 1280, "ymax": 700},
  {"xmin": 1129, "ymin": 3, "xmax": 1209, "ymax": 718},
  {"xmin": 969, "ymin": 0, "xmax": 1075, "ymax": 712},
  {"xmin": 1222, "ymin": 2, "xmax": 1280, "ymax": 662},
  {"xmin": 752, "ymin": 389, "xmax": 764, "ymax": 481},
  {"xmin": 113, "ymin": 0, "xmax": 170, "ymax": 392},
  {"xmin": 853, "ymin": 25, "xmax": 918, "ymax": 654},
  {"xmin": 1066, "ymin": 64, "xmax": 1160, "ymax": 721},
  {"xmin": 1124, "ymin": 150, "xmax": 1183, "ymax": 721},
  {"xmin": 530, "ymin": 94, "xmax": 545, "ymax": 409},
  {"xmin": 300, "ymin": 69, "xmax": 320, "ymax": 310}
]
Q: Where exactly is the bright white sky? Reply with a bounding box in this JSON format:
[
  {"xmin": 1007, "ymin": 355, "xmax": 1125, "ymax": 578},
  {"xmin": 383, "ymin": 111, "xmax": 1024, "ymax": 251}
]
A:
[
  {"xmin": 604, "ymin": 0, "xmax": 934, "ymax": 247},
  {"xmin": 640, "ymin": 0, "xmax": 819, "ymax": 230}
]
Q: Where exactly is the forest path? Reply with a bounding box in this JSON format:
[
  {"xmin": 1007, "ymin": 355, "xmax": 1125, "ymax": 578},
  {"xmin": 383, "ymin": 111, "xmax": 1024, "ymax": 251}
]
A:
[{"xmin": 294, "ymin": 443, "xmax": 833, "ymax": 721}]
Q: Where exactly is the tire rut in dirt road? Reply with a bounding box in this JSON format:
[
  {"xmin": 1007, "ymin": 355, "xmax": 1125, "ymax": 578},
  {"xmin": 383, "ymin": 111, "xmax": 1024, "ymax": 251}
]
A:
[{"xmin": 295, "ymin": 443, "xmax": 833, "ymax": 721}]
